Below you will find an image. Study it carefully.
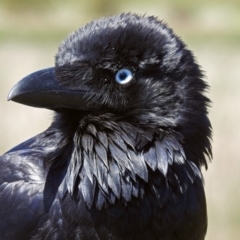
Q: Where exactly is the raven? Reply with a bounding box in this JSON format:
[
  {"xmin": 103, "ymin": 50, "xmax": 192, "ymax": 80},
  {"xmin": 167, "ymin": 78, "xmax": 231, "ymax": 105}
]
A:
[{"xmin": 1, "ymin": 13, "xmax": 212, "ymax": 240}]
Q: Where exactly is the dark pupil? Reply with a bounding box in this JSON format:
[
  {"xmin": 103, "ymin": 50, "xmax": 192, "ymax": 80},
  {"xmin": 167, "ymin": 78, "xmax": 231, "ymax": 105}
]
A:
[{"xmin": 119, "ymin": 72, "xmax": 127, "ymax": 80}]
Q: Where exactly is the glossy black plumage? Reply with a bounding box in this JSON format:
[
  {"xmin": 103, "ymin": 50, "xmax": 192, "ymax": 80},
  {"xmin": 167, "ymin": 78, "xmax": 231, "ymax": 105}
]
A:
[{"xmin": 1, "ymin": 13, "xmax": 211, "ymax": 239}]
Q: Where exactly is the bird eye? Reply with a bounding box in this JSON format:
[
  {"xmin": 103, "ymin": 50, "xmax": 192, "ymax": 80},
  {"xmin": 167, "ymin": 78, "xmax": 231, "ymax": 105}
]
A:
[{"xmin": 115, "ymin": 69, "xmax": 133, "ymax": 85}]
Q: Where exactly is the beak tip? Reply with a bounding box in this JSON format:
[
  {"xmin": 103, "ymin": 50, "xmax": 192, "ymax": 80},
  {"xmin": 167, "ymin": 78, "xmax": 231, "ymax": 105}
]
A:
[
  {"xmin": 7, "ymin": 90, "xmax": 14, "ymax": 101},
  {"xmin": 7, "ymin": 80, "xmax": 23, "ymax": 102}
]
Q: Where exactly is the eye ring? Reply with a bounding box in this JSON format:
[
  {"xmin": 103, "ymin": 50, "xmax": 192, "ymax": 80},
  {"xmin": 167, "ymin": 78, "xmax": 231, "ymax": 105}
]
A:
[{"xmin": 115, "ymin": 69, "xmax": 133, "ymax": 85}]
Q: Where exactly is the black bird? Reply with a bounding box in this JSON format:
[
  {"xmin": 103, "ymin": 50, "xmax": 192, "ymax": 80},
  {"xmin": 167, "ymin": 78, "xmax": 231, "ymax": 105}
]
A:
[{"xmin": 1, "ymin": 13, "xmax": 212, "ymax": 240}]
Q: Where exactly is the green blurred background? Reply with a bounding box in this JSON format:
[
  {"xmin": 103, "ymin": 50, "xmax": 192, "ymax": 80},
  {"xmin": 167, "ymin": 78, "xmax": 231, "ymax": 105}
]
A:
[{"xmin": 0, "ymin": 0, "xmax": 239, "ymax": 239}]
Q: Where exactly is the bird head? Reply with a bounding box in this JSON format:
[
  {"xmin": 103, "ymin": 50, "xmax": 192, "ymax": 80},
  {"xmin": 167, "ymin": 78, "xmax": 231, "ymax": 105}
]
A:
[{"xmin": 8, "ymin": 13, "xmax": 211, "ymax": 167}]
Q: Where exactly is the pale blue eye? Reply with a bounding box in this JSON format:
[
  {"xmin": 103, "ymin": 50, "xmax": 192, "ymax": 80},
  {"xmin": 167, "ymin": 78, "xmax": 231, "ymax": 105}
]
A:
[{"xmin": 115, "ymin": 69, "xmax": 133, "ymax": 84}]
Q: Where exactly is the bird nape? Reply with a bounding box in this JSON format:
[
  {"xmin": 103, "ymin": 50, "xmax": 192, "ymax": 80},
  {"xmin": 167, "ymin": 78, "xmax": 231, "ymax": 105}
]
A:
[{"xmin": 1, "ymin": 13, "xmax": 212, "ymax": 240}]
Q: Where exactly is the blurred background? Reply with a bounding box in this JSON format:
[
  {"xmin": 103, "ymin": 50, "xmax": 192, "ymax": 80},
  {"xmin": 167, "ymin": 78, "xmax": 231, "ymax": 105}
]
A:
[{"xmin": 0, "ymin": 0, "xmax": 239, "ymax": 239}]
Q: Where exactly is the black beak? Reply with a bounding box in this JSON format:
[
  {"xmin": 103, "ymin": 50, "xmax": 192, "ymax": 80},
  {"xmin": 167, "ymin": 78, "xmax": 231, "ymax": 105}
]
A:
[{"xmin": 8, "ymin": 67, "xmax": 89, "ymax": 111}]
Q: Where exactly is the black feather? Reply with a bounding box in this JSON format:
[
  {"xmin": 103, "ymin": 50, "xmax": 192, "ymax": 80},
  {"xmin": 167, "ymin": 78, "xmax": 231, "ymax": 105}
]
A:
[
  {"xmin": 1, "ymin": 13, "xmax": 212, "ymax": 240},
  {"xmin": 143, "ymin": 145, "xmax": 158, "ymax": 170}
]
